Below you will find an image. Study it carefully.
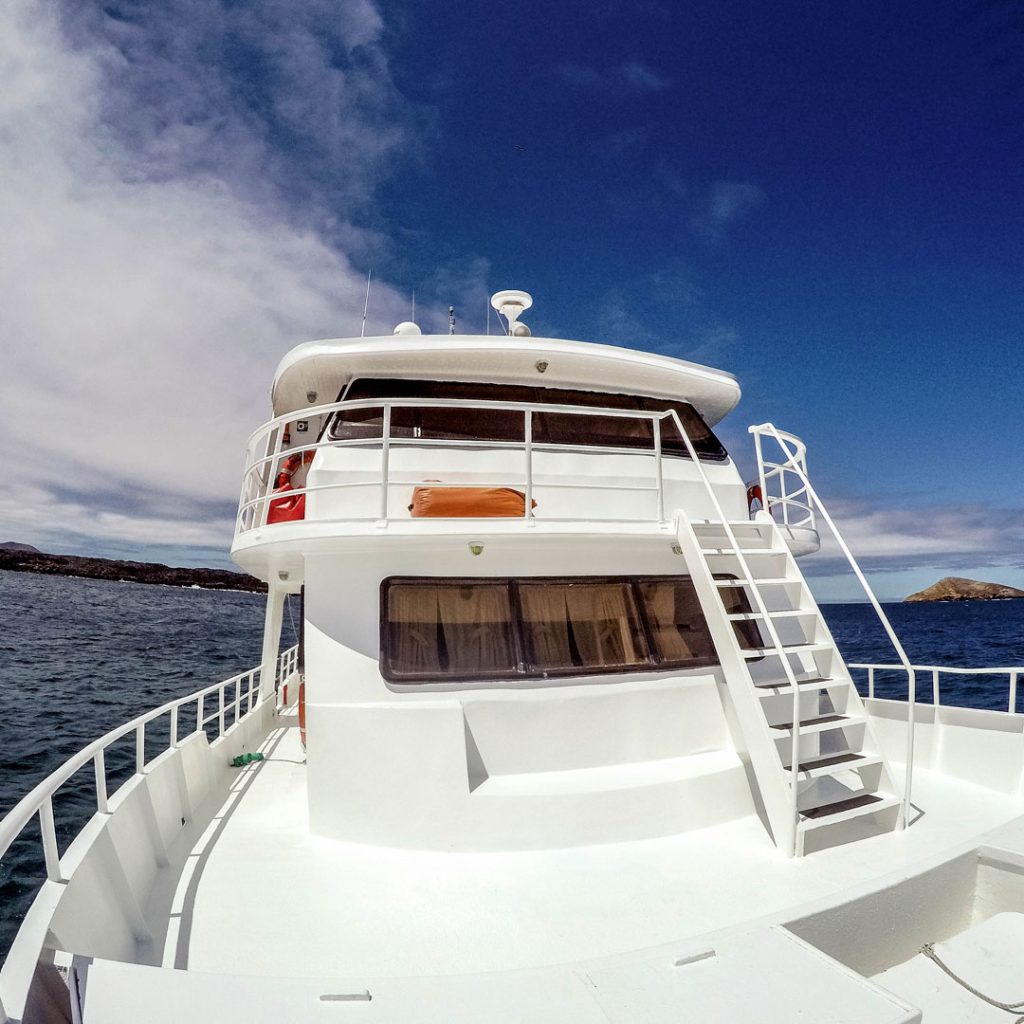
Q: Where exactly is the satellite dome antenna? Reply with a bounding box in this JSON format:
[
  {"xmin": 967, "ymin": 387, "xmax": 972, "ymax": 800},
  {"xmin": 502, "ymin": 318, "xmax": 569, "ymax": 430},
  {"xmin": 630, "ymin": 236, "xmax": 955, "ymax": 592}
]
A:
[{"xmin": 490, "ymin": 289, "xmax": 533, "ymax": 337}]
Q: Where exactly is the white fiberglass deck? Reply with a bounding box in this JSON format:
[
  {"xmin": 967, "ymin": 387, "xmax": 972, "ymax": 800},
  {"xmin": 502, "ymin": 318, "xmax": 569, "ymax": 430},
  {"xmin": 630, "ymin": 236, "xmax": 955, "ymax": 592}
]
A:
[{"xmin": 172, "ymin": 711, "xmax": 1024, "ymax": 981}]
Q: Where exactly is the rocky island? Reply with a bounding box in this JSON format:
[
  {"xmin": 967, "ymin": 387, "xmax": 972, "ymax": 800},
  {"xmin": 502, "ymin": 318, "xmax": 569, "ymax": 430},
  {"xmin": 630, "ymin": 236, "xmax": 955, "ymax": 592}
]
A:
[
  {"xmin": 0, "ymin": 542, "xmax": 264, "ymax": 592},
  {"xmin": 905, "ymin": 576, "xmax": 1024, "ymax": 603}
]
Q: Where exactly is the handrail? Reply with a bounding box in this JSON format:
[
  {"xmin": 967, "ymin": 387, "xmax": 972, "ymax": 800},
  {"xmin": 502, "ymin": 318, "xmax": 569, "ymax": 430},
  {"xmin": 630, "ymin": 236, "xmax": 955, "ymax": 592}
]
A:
[
  {"xmin": 234, "ymin": 396, "xmax": 719, "ymax": 536},
  {"xmin": 850, "ymin": 662, "xmax": 1022, "ymax": 715},
  {"xmin": 749, "ymin": 423, "xmax": 917, "ymax": 830},
  {"xmin": 0, "ymin": 645, "xmax": 296, "ymax": 891},
  {"xmin": 750, "ymin": 426, "xmax": 815, "ymax": 531},
  {"xmin": 666, "ymin": 410, "xmax": 807, "ymax": 857}
]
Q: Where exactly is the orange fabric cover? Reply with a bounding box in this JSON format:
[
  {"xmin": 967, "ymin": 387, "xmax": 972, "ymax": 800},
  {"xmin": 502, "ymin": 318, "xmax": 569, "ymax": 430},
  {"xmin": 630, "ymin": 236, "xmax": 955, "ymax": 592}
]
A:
[
  {"xmin": 410, "ymin": 486, "xmax": 536, "ymax": 518},
  {"xmin": 267, "ymin": 483, "xmax": 306, "ymax": 524}
]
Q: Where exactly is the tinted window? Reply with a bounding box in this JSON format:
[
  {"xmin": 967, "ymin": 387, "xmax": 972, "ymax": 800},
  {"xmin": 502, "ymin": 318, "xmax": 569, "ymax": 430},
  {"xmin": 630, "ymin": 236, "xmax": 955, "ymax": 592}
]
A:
[
  {"xmin": 518, "ymin": 581, "xmax": 649, "ymax": 675},
  {"xmin": 383, "ymin": 581, "xmax": 517, "ymax": 682},
  {"xmin": 380, "ymin": 576, "xmax": 731, "ymax": 685},
  {"xmin": 332, "ymin": 379, "xmax": 726, "ymax": 460}
]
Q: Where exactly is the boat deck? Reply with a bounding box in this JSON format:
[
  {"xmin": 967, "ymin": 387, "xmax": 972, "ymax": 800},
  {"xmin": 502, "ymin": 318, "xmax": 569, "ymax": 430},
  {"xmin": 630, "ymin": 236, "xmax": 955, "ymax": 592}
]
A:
[{"xmin": 165, "ymin": 711, "xmax": 1024, "ymax": 981}]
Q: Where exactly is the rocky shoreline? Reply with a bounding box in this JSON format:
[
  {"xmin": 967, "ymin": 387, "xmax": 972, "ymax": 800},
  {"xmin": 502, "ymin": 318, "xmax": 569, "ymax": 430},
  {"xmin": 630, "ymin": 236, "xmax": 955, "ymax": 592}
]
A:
[{"xmin": 0, "ymin": 545, "xmax": 264, "ymax": 593}]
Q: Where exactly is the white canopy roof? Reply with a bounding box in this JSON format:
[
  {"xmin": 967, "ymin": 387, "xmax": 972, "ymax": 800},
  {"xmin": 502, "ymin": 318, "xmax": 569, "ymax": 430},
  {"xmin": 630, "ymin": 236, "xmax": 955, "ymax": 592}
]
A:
[{"xmin": 271, "ymin": 334, "xmax": 741, "ymax": 426}]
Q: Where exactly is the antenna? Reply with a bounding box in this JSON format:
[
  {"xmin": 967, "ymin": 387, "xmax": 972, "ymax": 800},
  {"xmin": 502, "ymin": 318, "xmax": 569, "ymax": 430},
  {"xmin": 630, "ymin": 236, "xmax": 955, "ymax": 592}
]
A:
[
  {"xmin": 448, "ymin": 305, "xmax": 456, "ymax": 335},
  {"xmin": 360, "ymin": 268, "xmax": 372, "ymax": 338},
  {"xmin": 411, "ymin": 291, "xmax": 416, "ymax": 323},
  {"xmin": 486, "ymin": 296, "xmax": 491, "ymax": 336}
]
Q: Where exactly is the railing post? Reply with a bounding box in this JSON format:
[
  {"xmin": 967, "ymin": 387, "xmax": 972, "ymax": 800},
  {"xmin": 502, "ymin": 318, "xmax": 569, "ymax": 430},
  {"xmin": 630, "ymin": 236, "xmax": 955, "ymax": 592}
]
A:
[
  {"xmin": 135, "ymin": 723, "xmax": 145, "ymax": 773},
  {"xmin": 932, "ymin": 669, "xmax": 941, "ymax": 707},
  {"xmin": 868, "ymin": 666, "xmax": 875, "ymax": 699},
  {"xmin": 753, "ymin": 430, "xmax": 767, "ymax": 518},
  {"xmin": 524, "ymin": 409, "xmax": 534, "ymax": 522},
  {"xmin": 218, "ymin": 686, "xmax": 226, "ymax": 738},
  {"xmin": 197, "ymin": 693, "xmax": 205, "ymax": 736},
  {"xmin": 170, "ymin": 705, "xmax": 178, "ymax": 747},
  {"xmin": 1010, "ymin": 671, "xmax": 1018, "ymax": 715},
  {"xmin": 653, "ymin": 415, "xmax": 664, "ymax": 523},
  {"xmin": 39, "ymin": 797, "xmax": 60, "ymax": 883},
  {"xmin": 379, "ymin": 405, "xmax": 392, "ymax": 522},
  {"xmin": 94, "ymin": 750, "xmax": 109, "ymax": 814}
]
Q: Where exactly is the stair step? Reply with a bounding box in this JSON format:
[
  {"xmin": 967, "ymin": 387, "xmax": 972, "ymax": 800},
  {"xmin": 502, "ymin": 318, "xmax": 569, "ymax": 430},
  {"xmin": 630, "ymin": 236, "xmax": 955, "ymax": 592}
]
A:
[
  {"xmin": 770, "ymin": 713, "xmax": 862, "ymax": 734},
  {"xmin": 753, "ymin": 675, "xmax": 843, "ymax": 693},
  {"xmin": 701, "ymin": 545, "xmax": 779, "ymax": 555},
  {"xmin": 727, "ymin": 608, "xmax": 815, "ymax": 622},
  {"xmin": 742, "ymin": 641, "xmax": 831, "ymax": 659},
  {"xmin": 715, "ymin": 577, "xmax": 795, "ymax": 588},
  {"xmin": 798, "ymin": 793, "xmax": 902, "ymax": 830},
  {"xmin": 783, "ymin": 752, "xmax": 883, "ymax": 779}
]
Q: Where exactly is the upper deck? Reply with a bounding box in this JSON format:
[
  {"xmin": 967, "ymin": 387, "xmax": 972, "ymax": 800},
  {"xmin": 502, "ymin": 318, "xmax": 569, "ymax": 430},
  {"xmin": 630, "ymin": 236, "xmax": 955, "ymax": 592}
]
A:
[{"xmin": 232, "ymin": 328, "xmax": 756, "ymax": 582}]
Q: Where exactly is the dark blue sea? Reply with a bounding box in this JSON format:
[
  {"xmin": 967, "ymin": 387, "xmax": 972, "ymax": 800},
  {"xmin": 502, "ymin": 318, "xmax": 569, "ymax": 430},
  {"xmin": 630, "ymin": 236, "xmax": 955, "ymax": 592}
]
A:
[{"xmin": 0, "ymin": 570, "xmax": 1022, "ymax": 959}]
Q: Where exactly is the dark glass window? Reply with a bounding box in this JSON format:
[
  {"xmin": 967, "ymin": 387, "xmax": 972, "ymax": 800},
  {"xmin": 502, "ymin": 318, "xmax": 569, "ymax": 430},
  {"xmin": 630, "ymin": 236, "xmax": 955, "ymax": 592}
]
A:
[
  {"xmin": 636, "ymin": 579, "xmax": 716, "ymax": 666},
  {"xmin": 331, "ymin": 379, "xmax": 727, "ymax": 460},
  {"xmin": 518, "ymin": 581, "xmax": 650, "ymax": 675},
  {"xmin": 380, "ymin": 576, "xmax": 729, "ymax": 685},
  {"xmin": 382, "ymin": 581, "xmax": 518, "ymax": 682}
]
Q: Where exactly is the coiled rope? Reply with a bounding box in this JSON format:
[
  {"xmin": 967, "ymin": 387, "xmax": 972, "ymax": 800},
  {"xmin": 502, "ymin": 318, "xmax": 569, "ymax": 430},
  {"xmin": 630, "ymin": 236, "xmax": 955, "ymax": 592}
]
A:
[{"xmin": 921, "ymin": 942, "xmax": 1024, "ymax": 1021}]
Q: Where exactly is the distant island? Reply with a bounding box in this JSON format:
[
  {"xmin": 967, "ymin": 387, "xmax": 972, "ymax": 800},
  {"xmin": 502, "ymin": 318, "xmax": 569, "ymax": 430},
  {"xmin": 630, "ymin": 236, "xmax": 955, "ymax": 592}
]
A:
[
  {"xmin": 905, "ymin": 576, "xmax": 1024, "ymax": 603},
  {"xmin": 0, "ymin": 542, "xmax": 264, "ymax": 592}
]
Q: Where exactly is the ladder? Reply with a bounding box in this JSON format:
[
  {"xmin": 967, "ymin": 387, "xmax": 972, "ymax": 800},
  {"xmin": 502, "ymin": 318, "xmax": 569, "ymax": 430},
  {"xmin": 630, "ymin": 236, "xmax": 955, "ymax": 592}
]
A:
[{"xmin": 675, "ymin": 510, "xmax": 902, "ymax": 857}]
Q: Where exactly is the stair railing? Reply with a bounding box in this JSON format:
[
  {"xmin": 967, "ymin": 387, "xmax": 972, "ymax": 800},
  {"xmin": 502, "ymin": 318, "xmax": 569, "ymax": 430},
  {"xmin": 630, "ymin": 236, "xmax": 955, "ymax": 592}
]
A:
[
  {"xmin": 749, "ymin": 423, "xmax": 917, "ymax": 829},
  {"xmin": 665, "ymin": 410, "xmax": 807, "ymax": 856}
]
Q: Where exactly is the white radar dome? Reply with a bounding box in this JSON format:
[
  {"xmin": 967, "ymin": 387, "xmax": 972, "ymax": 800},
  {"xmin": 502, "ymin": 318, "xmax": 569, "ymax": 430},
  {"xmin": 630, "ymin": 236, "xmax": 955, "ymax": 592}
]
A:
[
  {"xmin": 490, "ymin": 289, "xmax": 533, "ymax": 334},
  {"xmin": 393, "ymin": 321, "xmax": 422, "ymax": 336}
]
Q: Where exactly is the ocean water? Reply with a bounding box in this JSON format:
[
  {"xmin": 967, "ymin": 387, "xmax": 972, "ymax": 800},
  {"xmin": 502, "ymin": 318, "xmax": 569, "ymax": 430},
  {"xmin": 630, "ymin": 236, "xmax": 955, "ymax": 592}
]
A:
[{"xmin": 0, "ymin": 570, "xmax": 1022, "ymax": 960}]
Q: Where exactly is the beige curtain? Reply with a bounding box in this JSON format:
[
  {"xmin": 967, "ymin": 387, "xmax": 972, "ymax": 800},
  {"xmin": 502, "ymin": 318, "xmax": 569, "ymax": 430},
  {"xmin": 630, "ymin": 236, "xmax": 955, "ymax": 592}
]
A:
[
  {"xmin": 437, "ymin": 586, "xmax": 514, "ymax": 675},
  {"xmin": 564, "ymin": 584, "xmax": 640, "ymax": 667},
  {"xmin": 386, "ymin": 586, "xmax": 442, "ymax": 676},
  {"xmin": 519, "ymin": 587, "xmax": 574, "ymax": 670},
  {"xmin": 639, "ymin": 581, "xmax": 714, "ymax": 663}
]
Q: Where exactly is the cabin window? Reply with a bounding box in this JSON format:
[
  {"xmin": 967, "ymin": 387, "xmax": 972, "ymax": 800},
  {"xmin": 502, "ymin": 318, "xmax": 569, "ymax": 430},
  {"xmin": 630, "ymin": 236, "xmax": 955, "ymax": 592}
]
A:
[
  {"xmin": 382, "ymin": 581, "xmax": 518, "ymax": 682},
  {"xmin": 331, "ymin": 379, "xmax": 727, "ymax": 460},
  {"xmin": 380, "ymin": 576, "xmax": 734, "ymax": 685},
  {"xmin": 518, "ymin": 580, "xmax": 650, "ymax": 675}
]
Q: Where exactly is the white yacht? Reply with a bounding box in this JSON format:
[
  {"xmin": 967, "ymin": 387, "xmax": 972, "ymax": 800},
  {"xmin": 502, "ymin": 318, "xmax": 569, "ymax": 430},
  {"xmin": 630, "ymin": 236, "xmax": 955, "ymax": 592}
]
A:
[{"xmin": 4, "ymin": 290, "xmax": 1024, "ymax": 1023}]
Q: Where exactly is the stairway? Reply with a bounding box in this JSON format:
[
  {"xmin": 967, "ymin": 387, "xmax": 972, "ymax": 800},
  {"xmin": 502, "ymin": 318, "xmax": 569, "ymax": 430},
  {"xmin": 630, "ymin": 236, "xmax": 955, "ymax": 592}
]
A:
[{"xmin": 675, "ymin": 511, "xmax": 902, "ymax": 857}]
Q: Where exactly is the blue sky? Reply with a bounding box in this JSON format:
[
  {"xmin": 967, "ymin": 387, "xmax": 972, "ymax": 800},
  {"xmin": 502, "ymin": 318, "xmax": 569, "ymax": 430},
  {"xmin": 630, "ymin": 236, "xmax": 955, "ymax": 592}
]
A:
[{"xmin": 1, "ymin": 0, "xmax": 1022, "ymax": 600}]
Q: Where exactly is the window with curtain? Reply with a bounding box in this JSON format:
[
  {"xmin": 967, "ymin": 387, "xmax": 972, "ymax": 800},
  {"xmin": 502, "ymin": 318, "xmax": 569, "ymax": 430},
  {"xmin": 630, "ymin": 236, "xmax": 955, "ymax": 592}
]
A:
[
  {"xmin": 381, "ymin": 576, "xmax": 734, "ymax": 685},
  {"xmin": 382, "ymin": 581, "xmax": 517, "ymax": 682}
]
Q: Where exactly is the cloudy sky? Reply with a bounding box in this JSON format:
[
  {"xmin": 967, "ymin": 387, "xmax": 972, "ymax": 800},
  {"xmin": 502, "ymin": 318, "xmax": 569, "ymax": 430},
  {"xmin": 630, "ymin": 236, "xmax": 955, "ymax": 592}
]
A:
[{"xmin": 1, "ymin": 0, "xmax": 1022, "ymax": 601}]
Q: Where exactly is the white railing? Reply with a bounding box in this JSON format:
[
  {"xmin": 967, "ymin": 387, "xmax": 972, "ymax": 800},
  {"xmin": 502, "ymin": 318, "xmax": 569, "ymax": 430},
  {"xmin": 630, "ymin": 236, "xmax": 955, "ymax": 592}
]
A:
[
  {"xmin": 234, "ymin": 398, "xmax": 726, "ymax": 536},
  {"xmin": 277, "ymin": 644, "xmax": 300, "ymax": 693},
  {"xmin": 0, "ymin": 646, "xmax": 300, "ymax": 987},
  {"xmin": 749, "ymin": 426, "xmax": 816, "ymax": 532},
  {"xmin": 748, "ymin": 423, "xmax": 917, "ymax": 831},
  {"xmin": 851, "ymin": 663, "xmax": 1022, "ymax": 714}
]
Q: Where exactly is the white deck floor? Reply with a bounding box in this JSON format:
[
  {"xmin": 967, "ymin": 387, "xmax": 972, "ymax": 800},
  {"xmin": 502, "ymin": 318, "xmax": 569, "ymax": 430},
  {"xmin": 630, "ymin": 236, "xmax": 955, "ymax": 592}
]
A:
[{"xmin": 168, "ymin": 714, "xmax": 1024, "ymax": 981}]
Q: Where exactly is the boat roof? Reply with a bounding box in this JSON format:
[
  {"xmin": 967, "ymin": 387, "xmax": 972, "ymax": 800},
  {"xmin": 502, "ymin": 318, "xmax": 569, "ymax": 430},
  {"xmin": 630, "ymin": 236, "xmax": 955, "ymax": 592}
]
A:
[{"xmin": 270, "ymin": 335, "xmax": 741, "ymax": 426}]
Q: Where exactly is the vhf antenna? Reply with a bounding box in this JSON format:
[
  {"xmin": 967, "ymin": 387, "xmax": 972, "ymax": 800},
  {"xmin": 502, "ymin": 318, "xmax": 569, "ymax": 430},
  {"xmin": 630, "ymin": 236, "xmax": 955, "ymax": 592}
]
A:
[
  {"xmin": 448, "ymin": 305, "xmax": 456, "ymax": 335},
  {"xmin": 360, "ymin": 268, "xmax": 372, "ymax": 337}
]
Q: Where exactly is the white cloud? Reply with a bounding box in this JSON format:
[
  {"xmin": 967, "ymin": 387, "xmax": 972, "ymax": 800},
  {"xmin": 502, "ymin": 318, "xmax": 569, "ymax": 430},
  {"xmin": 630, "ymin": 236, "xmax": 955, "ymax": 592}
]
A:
[
  {"xmin": 692, "ymin": 180, "xmax": 764, "ymax": 239},
  {"xmin": 0, "ymin": 0, "xmax": 417, "ymax": 556},
  {"xmin": 808, "ymin": 500, "xmax": 1024, "ymax": 566},
  {"xmin": 556, "ymin": 60, "xmax": 670, "ymax": 95}
]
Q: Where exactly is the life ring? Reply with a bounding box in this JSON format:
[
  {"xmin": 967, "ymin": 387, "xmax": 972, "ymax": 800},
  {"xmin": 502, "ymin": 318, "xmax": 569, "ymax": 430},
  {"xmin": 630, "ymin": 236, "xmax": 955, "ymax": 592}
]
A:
[
  {"xmin": 747, "ymin": 483, "xmax": 764, "ymax": 514},
  {"xmin": 275, "ymin": 449, "xmax": 314, "ymax": 489}
]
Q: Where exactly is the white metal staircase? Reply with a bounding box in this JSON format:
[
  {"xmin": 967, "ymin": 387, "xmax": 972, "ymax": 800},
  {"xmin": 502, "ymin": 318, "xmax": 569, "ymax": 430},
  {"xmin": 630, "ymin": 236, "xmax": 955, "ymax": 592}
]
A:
[{"xmin": 675, "ymin": 512, "xmax": 902, "ymax": 856}]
